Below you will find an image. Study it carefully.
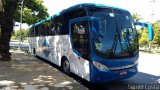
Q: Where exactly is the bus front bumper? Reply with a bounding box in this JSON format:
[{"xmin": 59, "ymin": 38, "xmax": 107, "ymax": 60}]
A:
[{"xmin": 90, "ymin": 64, "xmax": 138, "ymax": 83}]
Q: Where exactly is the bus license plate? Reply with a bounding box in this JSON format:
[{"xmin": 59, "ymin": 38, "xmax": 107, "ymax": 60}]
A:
[{"xmin": 119, "ymin": 70, "xmax": 127, "ymax": 75}]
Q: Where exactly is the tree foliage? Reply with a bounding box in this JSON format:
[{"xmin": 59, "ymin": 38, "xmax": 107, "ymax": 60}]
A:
[
  {"xmin": 132, "ymin": 13, "xmax": 143, "ymax": 22},
  {"xmin": 152, "ymin": 22, "xmax": 160, "ymax": 46},
  {"xmin": 138, "ymin": 28, "xmax": 149, "ymax": 46},
  {"xmin": 0, "ymin": 0, "xmax": 49, "ymax": 60},
  {"xmin": 0, "ymin": 0, "xmax": 3, "ymax": 12},
  {"xmin": 12, "ymin": 29, "xmax": 28, "ymax": 42},
  {"xmin": 14, "ymin": 0, "xmax": 49, "ymax": 25},
  {"xmin": 138, "ymin": 21, "xmax": 160, "ymax": 47}
]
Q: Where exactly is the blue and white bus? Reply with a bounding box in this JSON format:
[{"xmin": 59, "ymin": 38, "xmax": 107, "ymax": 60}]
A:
[{"xmin": 29, "ymin": 3, "xmax": 140, "ymax": 83}]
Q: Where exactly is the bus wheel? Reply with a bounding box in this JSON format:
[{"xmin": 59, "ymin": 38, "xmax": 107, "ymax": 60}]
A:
[{"xmin": 62, "ymin": 58, "xmax": 70, "ymax": 74}]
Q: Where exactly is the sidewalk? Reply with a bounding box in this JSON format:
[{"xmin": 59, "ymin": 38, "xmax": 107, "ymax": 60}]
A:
[{"xmin": 0, "ymin": 49, "xmax": 87, "ymax": 90}]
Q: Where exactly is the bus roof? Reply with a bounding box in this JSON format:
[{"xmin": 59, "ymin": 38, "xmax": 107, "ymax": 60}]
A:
[
  {"xmin": 60, "ymin": 3, "xmax": 128, "ymax": 14},
  {"xmin": 32, "ymin": 3, "xmax": 128, "ymax": 28}
]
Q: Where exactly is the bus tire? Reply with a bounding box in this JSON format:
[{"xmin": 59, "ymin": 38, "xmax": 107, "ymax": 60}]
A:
[{"xmin": 62, "ymin": 58, "xmax": 70, "ymax": 74}]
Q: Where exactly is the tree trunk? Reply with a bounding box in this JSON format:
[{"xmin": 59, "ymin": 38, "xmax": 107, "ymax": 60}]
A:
[
  {"xmin": 0, "ymin": 17, "xmax": 13, "ymax": 60},
  {"xmin": 0, "ymin": 0, "xmax": 18, "ymax": 60}
]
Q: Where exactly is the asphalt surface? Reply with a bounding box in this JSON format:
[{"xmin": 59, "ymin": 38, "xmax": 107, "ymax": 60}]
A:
[{"xmin": 0, "ymin": 41, "xmax": 159, "ymax": 90}]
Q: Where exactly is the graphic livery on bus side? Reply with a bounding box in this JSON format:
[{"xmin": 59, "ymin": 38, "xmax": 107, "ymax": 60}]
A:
[{"xmin": 29, "ymin": 3, "xmax": 140, "ymax": 83}]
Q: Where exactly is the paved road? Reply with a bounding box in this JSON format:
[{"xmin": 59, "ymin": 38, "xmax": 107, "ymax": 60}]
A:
[
  {"xmin": 10, "ymin": 41, "xmax": 29, "ymax": 51},
  {"xmin": 5, "ymin": 42, "xmax": 160, "ymax": 90}
]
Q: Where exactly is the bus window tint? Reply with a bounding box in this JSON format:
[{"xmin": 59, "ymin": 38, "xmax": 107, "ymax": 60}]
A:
[
  {"xmin": 29, "ymin": 27, "xmax": 35, "ymax": 37},
  {"xmin": 88, "ymin": 7, "xmax": 138, "ymax": 58},
  {"xmin": 34, "ymin": 25, "xmax": 39, "ymax": 37},
  {"xmin": 51, "ymin": 18, "xmax": 56, "ymax": 35},
  {"xmin": 54, "ymin": 16, "xmax": 63, "ymax": 35},
  {"xmin": 71, "ymin": 21, "xmax": 90, "ymax": 58},
  {"xmin": 44, "ymin": 20, "xmax": 51, "ymax": 36}
]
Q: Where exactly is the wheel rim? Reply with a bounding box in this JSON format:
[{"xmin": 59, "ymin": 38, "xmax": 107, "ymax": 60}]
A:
[{"xmin": 63, "ymin": 60, "xmax": 70, "ymax": 73}]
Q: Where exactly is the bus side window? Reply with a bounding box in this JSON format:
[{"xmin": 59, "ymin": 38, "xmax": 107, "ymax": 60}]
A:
[
  {"xmin": 42, "ymin": 26, "xmax": 45, "ymax": 36},
  {"xmin": 38, "ymin": 25, "xmax": 42, "ymax": 36},
  {"xmin": 29, "ymin": 27, "xmax": 35, "ymax": 37},
  {"xmin": 39, "ymin": 24, "xmax": 44, "ymax": 36},
  {"xmin": 51, "ymin": 25, "xmax": 56, "ymax": 35},
  {"xmin": 35, "ymin": 25, "xmax": 39, "ymax": 37},
  {"xmin": 55, "ymin": 15, "xmax": 63, "ymax": 35},
  {"xmin": 51, "ymin": 18, "xmax": 56, "ymax": 35},
  {"xmin": 71, "ymin": 21, "xmax": 90, "ymax": 59},
  {"xmin": 57, "ymin": 23, "xmax": 62, "ymax": 34},
  {"xmin": 44, "ymin": 20, "xmax": 51, "ymax": 36}
]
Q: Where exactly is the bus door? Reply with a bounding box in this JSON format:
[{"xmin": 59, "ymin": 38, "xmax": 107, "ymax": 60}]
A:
[{"xmin": 69, "ymin": 17, "xmax": 92, "ymax": 81}]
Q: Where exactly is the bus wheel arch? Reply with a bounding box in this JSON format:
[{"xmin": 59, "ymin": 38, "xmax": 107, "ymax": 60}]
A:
[{"xmin": 61, "ymin": 56, "xmax": 70, "ymax": 74}]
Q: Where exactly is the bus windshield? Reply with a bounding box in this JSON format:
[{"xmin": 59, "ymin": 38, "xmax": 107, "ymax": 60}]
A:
[{"xmin": 89, "ymin": 7, "xmax": 138, "ymax": 59}]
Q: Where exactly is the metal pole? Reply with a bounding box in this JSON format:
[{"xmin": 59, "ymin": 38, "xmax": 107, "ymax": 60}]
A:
[
  {"xmin": 18, "ymin": 0, "xmax": 24, "ymax": 50},
  {"xmin": 150, "ymin": 0, "xmax": 155, "ymax": 23}
]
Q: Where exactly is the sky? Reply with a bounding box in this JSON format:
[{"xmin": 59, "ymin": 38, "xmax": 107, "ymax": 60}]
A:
[
  {"xmin": 43, "ymin": 0, "xmax": 160, "ymax": 22},
  {"xmin": 16, "ymin": 0, "xmax": 160, "ymax": 30}
]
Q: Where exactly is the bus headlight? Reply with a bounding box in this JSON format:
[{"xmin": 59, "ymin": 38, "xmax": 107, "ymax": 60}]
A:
[
  {"xmin": 134, "ymin": 60, "xmax": 139, "ymax": 65},
  {"xmin": 93, "ymin": 61, "xmax": 109, "ymax": 71}
]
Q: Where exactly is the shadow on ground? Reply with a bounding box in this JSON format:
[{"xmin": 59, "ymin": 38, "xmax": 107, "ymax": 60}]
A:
[
  {"xmin": 37, "ymin": 56, "xmax": 160, "ymax": 90},
  {"xmin": 0, "ymin": 52, "xmax": 160, "ymax": 90}
]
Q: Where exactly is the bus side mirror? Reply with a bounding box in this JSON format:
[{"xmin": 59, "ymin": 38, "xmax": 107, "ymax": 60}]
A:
[{"xmin": 134, "ymin": 22, "xmax": 154, "ymax": 41}]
